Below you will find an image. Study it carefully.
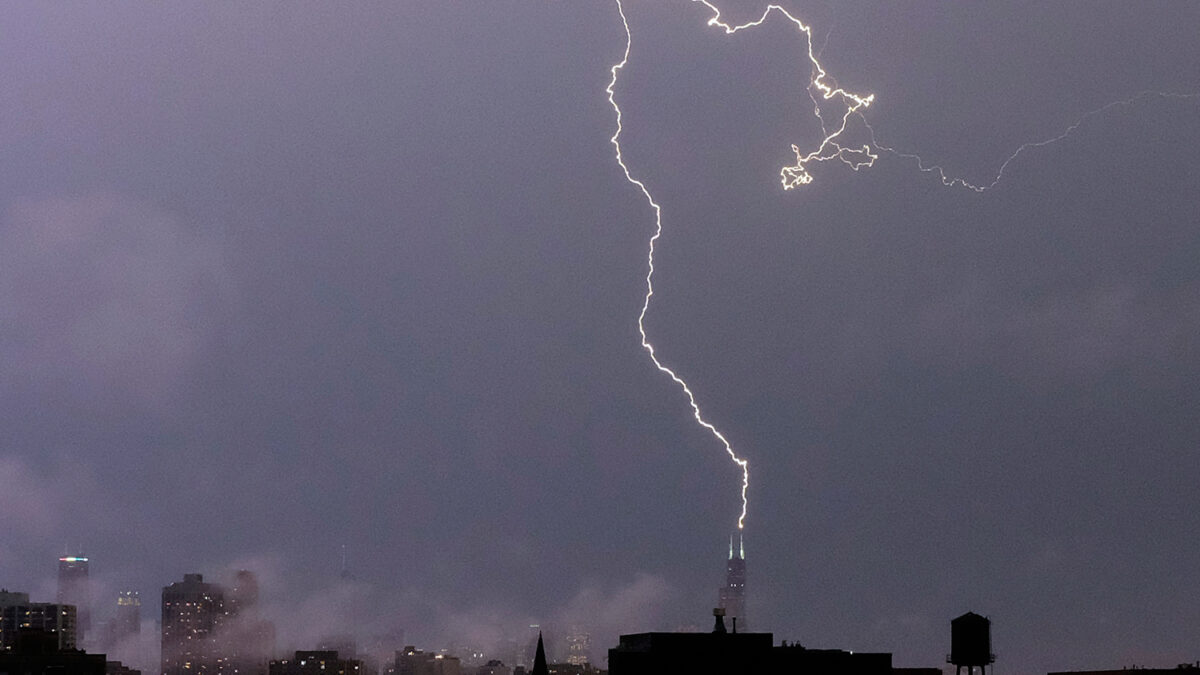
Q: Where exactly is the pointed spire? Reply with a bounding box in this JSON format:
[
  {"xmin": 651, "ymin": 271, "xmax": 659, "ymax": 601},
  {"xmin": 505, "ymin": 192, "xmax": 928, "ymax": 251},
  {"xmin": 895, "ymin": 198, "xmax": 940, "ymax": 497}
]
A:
[{"xmin": 531, "ymin": 632, "xmax": 549, "ymax": 675}]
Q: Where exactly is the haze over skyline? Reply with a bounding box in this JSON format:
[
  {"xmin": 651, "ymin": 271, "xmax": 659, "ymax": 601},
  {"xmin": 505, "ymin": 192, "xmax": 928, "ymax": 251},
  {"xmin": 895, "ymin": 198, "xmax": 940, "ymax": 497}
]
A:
[{"xmin": 2, "ymin": 2, "xmax": 1198, "ymax": 673}]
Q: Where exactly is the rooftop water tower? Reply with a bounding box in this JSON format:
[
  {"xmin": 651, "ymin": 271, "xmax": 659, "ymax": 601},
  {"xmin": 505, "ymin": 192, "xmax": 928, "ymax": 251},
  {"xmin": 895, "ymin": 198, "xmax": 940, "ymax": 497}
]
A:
[{"xmin": 948, "ymin": 612, "xmax": 995, "ymax": 675}]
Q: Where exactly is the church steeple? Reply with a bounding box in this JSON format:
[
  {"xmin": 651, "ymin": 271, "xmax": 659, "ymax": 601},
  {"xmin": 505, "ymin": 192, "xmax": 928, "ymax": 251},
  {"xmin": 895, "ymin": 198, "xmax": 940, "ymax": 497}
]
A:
[{"xmin": 531, "ymin": 632, "xmax": 549, "ymax": 675}]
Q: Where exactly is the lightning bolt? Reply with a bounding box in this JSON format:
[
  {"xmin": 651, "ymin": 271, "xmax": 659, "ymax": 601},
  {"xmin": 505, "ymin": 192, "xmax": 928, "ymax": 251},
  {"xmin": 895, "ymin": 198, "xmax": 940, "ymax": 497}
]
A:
[
  {"xmin": 608, "ymin": 0, "xmax": 1197, "ymax": 532},
  {"xmin": 870, "ymin": 90, "xmax": 1200, "ymax": 192},
  {"xmin": 693, "ymin": 2, "xmax": 1198, "ymax": 191},
  {"xmin": 695, "ymin": 1, "xmax": 878, "ymax": 189},
  {"xmin": 609, "ymin": 0, "xmax": 750, "ymax": 531}
]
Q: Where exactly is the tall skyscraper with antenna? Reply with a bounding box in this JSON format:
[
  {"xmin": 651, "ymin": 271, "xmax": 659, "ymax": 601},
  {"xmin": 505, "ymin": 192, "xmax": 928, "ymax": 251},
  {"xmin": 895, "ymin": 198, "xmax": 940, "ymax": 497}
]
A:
[
  {"xmin": 57, "ymin": 555, "xmax": 90, "ymax": 644},
  {"xmin": 718, "ymin": 532, "xmax": 746, "ymax": 631}
]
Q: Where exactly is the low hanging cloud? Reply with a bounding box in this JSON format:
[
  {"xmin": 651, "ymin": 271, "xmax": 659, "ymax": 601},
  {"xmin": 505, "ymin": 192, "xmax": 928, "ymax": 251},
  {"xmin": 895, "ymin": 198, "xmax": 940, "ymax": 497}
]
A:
[
  {"xmin": 0, "ymin": 192, "xmax": 232, "ymax": 406},
  {"xmin": 555, "ymin": 573, "xmax": 675, "ymax": 640},
  {"xmin": 188, "ymin": 556, "xmax": 677, "ymax": 669}
]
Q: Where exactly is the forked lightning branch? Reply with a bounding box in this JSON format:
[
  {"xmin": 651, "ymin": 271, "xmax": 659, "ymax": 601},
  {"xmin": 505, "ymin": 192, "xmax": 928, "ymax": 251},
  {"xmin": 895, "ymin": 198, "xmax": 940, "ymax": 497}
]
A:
[{"xmin": 607, "ymin": 0, "xmax": 1198, "ymax": 532}]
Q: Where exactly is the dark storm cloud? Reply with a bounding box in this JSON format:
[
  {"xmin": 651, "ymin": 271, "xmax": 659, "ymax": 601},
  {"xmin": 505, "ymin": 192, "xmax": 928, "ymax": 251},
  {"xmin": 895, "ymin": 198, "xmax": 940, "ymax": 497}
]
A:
[{"xmin": 1, "ymin": 1, "xmax": 1198, "ymax": 673}]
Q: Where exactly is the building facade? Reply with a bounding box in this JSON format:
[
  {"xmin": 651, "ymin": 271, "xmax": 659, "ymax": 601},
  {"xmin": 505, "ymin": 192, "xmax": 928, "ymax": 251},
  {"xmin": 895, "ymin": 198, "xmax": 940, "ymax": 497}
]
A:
[
  {"xmin": 0, "ymin": 590, "xmax": 78, "ymax": 652},
  {"xmin": 0, "ymin": 628, "xmax": 106, "ymax": 675},
  {"xmin": 394, "ymin": 646, "xmax": 462, "ymax": 675},
  {"xmin": 162, "ymin": 573, "xmax": 226, "ymax": 674},
  {"xmin": 57, "ymin": 555, "xmax": 91, "ymax": 644},
  {"xmin": 222, "ymin": 570, "xmax": 275, "ymax": 674},
  {"xmin": 101, "ymin": 590, "xmax": 141, "ymax": 651},
  {"xmin": 565, "ymin": 627, "xmax": 591, "ymax": 666},
  {"xmin": 161, "ymin": 571, "xmax": 275, "ymax": 675},
  {"xmin": 269, "ymin": 650, "xmax": 363, "ymax": 675}
]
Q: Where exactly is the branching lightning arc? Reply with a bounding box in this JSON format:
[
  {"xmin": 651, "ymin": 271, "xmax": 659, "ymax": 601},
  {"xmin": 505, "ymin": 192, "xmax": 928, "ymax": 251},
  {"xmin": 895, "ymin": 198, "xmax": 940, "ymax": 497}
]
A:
[
  {"xmin": 608, "ymin": 0, "xmax": 751, "ymax": 531},
  {"xmin": 608, "ymin": 0, "xmax": 1198, "ymax": 532}
]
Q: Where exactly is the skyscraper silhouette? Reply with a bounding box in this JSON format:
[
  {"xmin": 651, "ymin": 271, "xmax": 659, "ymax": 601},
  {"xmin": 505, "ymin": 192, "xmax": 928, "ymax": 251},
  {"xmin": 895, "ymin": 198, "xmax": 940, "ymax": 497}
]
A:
[
  {"xmin": 161, "ymin": 573, "xmax": 224, "ymax": 675},
  {"xmin": 101, "ymin": 590, "xmax": 140, "ymax": 652},
  {"xmin": 56, "ymin": 555, "xmax": 90, "ymax": 644},
  {"xmin": 718, "ymin": 533, "xmax": 746, "ymax": 631}
]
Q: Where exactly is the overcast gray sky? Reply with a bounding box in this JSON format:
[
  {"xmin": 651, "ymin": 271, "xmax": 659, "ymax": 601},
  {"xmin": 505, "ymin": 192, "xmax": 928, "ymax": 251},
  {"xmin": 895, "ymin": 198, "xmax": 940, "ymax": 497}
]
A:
[{"xmin": 1, "ymin": 1, "xmax": 1198, "ymax": 672}]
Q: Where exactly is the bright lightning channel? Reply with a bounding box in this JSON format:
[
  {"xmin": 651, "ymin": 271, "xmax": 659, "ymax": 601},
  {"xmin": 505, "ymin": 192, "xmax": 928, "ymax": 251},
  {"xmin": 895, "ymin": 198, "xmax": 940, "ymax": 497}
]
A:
[
  {"xmin": 695, "ymin": 1, "xmax": 878, "ymax": 190},
  {"xmin": 693, "ymin": 2, "xmax": 1198, "ymax": 192},
  {"xmin": 608, "ymin": 0, "xmax": 750, "ymax": 531},
  {"xmin": 608, "ymin": 0, "xmax": 1197, "ymax": 532}
]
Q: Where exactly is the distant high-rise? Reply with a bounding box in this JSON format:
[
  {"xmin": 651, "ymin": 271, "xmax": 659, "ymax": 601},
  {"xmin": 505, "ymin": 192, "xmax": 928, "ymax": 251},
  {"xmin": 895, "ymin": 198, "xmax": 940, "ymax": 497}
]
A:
[
  {"xmin": 224, "ymin": 570, "xmax": 275, "ymax": 675},
  {"xmin": 56, "ymin": 555, "xmax": 90, "ymax": 644},
  {"xmin": 0, "ymin": 590, "xmax": 77, "ymax": 651},
  {"xmin": 717, "ymin": 533, "xmax": 746, "ymax": 631},
  {"xmin": 227, "ymin": 569, "xmax": 259, "ymax": 616},
  {"xmin": 565, "ymin": 627, "xmax": 590, "ymax": 666},
  {"xmin": 161, "ymin": 573, "xmax": 225, "ymax": 675},
  {"xmin": 114, "ymin": 591, "xmax": 140, "ymax": 639},
  {"xmin": 98, "ymin": 590, "xmax": 142, "ymax": 671},
  {"xmin": 161, "ymin": 571, "xmax": 274, "ymax": 675},
  {"xmin": 101, "ymin": 590, "xmax": 140, "ymax": 651}
]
